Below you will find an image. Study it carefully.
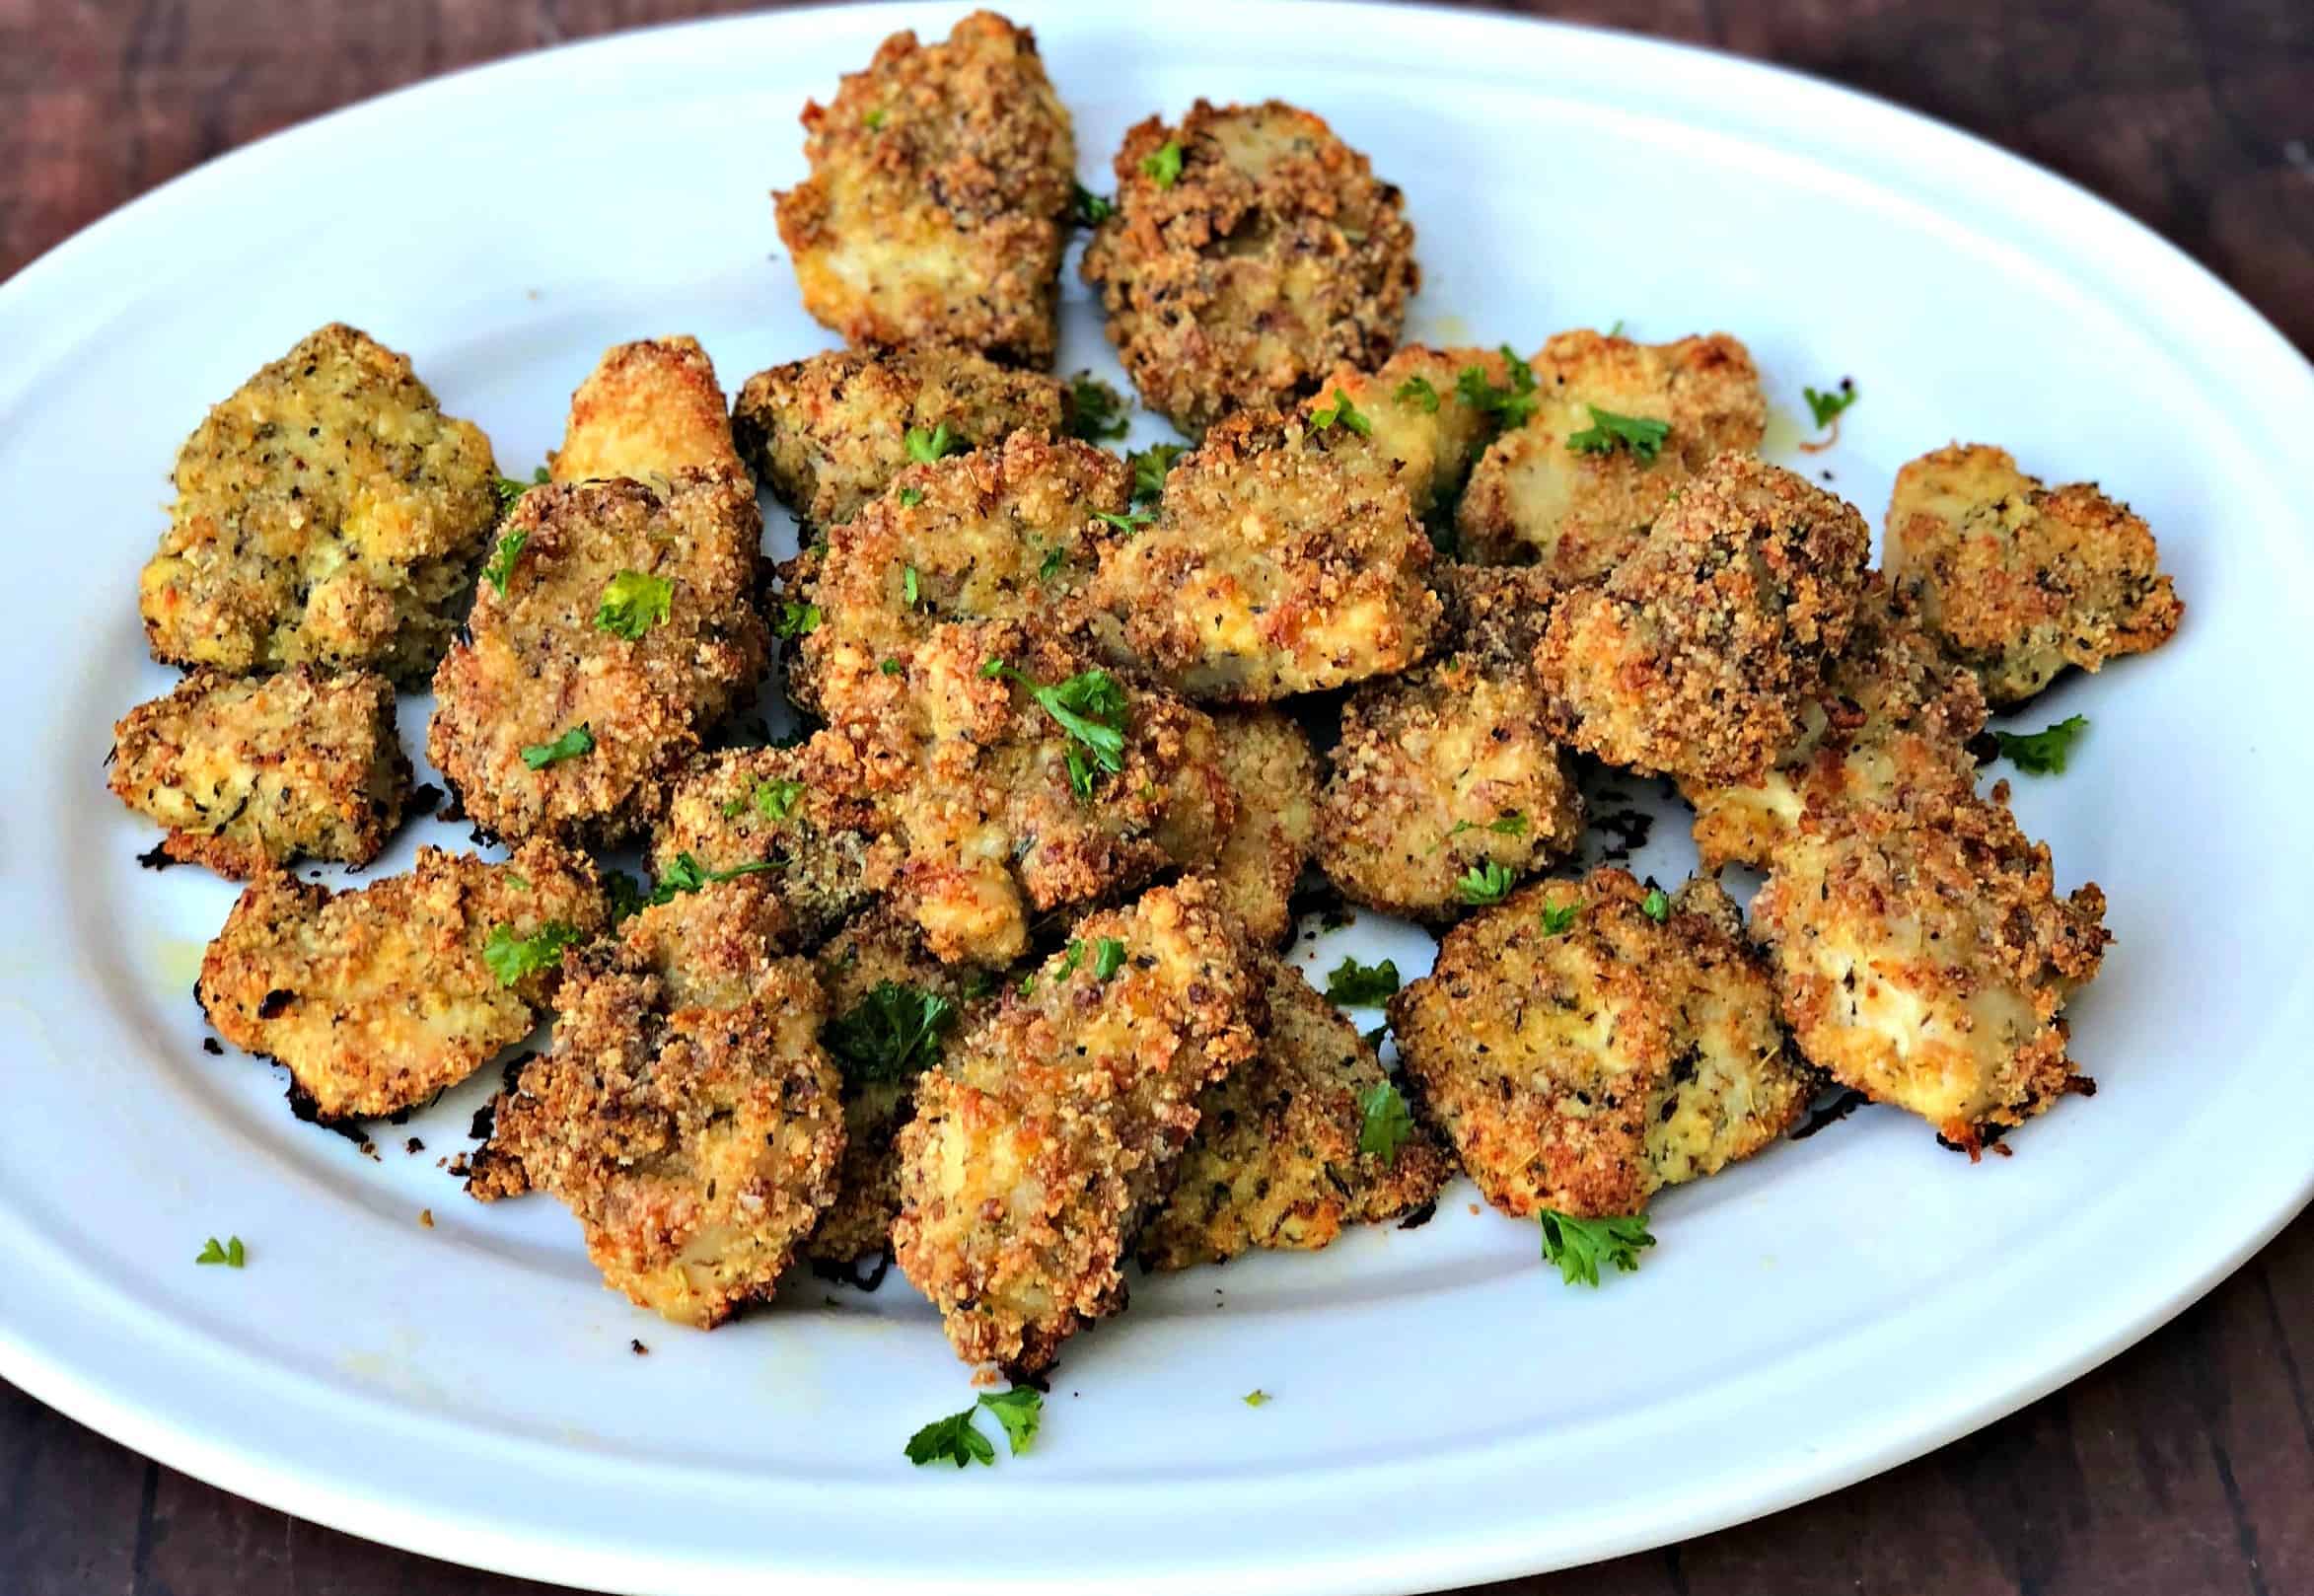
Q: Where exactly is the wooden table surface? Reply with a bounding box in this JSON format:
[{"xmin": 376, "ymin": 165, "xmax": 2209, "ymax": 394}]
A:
[{"xmin": 4, "ymin": 3, "xmax": 2309, "ymax": 1593}]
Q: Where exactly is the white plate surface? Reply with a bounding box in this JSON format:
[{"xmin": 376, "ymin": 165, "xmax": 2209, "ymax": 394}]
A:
[{"xmin": 2, "ymin": 4, "xmax": 2311, "ymax": 1593}]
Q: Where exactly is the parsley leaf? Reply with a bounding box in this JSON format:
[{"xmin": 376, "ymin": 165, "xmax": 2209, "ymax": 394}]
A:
[
  {"xmin": 753, "ymin": 778, "xmax": 804, "ymax": 822},
  {"xmin": 648, "ymin": 851, "xmax": 778, "ymax": 906},
  {"xmin": 902, "ymin": 564, "xmax": 921, "ymax": 608},
  {"xmin": 194, "ymin": 1235, "xmax": 246, "ymax": 1268},
  {"xmin": 880, "ymin": 658, "xmax": 904, "ymax": 676},
  {"xmin": 482, "ymin": 921, "xmax": 583, "ymax": 986},
  {"xmin": 492, "ymin": 475, "xmax": 535, "ymax": 516},
  {"xmin": 899, "ymin": 486, "xmax": 924, "ymax": 508},
  {"xmin": 1803, "ymin": 379, "xmax": 1858, "ymax": 430},
  {"xmin": 1640, "ymin": 887, "xmax": 1671, "ymax": 922},
  {"xmin": 1092, "ymin": 936, "xmax": 1127, "ymax": 979},
  {"xmin": 827, "ymin": 981, "xmax": 957, "ymax": 1085},
  {"xmin": 904, "ymin": 422, "xmax": 958, "ymax": 465},
  {"xmin": 1141, "ymin": 139, "xmax": 1184, "ymax": 186},
  {"xmin": 1455, "ymin": 860, "xmax": 1517, "ymax": 905},
  {"xmin": 1070, "ymin": 181, "xmax": 1115, "ymax": 226},
  {"xmin": 1357, "ymin": 1081, "xmax": 1414, "ymax": 1164},
  {"xmin": 1566, "ymin": 405, "xmax": 1670, "ymax": 463},
  {"xmin": 1038, "ymin": 544, "xmax": 1066, "ymax": 581},
  {"xmin": 1538, "ymin": 1208, "xmax": 1656, "ymax": 1286},
  {"xmin": 521, "ymin": 724, "xmax": 594, "ymax": 769},
  {"xmin": 1091, "ymin": 508, "xmax": 1153, "ymax": 533},
  {"xmin": 1456, "ymin": 345, "xmax": 1540, "ymax": 428},
  {"xmin": 604, "ymin": 870, "xmax": 646, "ymax": 924},
  {"xmin": 904, "ymin": 1408, "xmax": 996, "ymax": 1469},
  {"xmin": 980, "ymin": 661, "xmax": 1129, "ymax": 787},
  {"xmin": 1067, "ymin": 375, "xmax": 1131, "ymax": 443},
  {"xmin": 1310, "ymin": 387, "xmax": 1373, "ymax": 437},
  {"xmin": 1324, "ymin": 956, "xmax": 1401, "ymax": 1007},
  {"xmin": 479, "ymin": 528, "xmax": 529, "ymax": 596},
  {"xmin": 1127, "ymin": 443, "xmax": 1184, "ymax": 505},
  {"xmin": 595, "ymin": 570, "xmax": 672, "ymax": 639},
  {"xmin": 773, "ymin": 601, "xmax": 822, "ymax": 639},
  {"xmin": 1394, "ymin": 374, "xmax": 1440, "ymax": 412},
  {"xmin": 864, "ymin": 108, "xmax": 886, "ymax": 131},
  {"xmin": 1243, "ymin": 1389, "xmax": 1271, "ymax": 1408},
  {"xmin": 1994, "ymin": 714, "xmax": 2088, "ymax": 775},
  {"xmin": 977, "ymin": 1387, "xmax": 1042, "ymax": 1455},
  {"xmin": 1540, "ymin": 903, "xmax": 1580, "ymax": 936}
]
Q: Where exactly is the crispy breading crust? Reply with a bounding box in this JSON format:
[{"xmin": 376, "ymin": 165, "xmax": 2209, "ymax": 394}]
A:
[
  {"xmin": 1751, "ymin": 790, "xmax": 2109, "ymax": 1152},
  {"xmin": 733, "ymin": 346, "xmax": 1068, "ymax": 531},
  {"xmin": 1319, "ymin": 566, "xmax": 1581, "ymax": 919},
  {"xmin": 1536, "ymin": 453, "xmax": 1870, "ymax": 784},
  {"xmin": 427, "ymin": 473, "xmax": 769, "ymax": 845},
  {"xmin": 817, "ymin": 617, "xmax": 1236, "ymax": 966},
  {"xmin": 468, "ymin": 880, "xmax": 844, "ymax": 1327},
  {"xmin": 1082, "ymin": 100, "xmax": 1417, "ymax": 431},
  {"xmin": 1138, "ymin": 956, "xmax": 1447, "ymax": 1270},
  {"xmin": 893, "ymin": 876, "xmax": 1265, "ymax": 1373},
  {"xmin": 651, "ymin": 738, "xmax": 904, "ymax": 948},
  {"xmin": 1682, "ymin": 579, "xmax": 1988, "ymax": 870},
  {"xmin": 1205, "ymin": 708, "xmax": 1320, "ymax": 947},
  {"xmin": 807, "ymin": 907, "xmax": 992, "ymax": 1265},
  {"xmin": 1094, "ymin": 411, "xmax": 1441, "ymax": 701},
  {"xmin": 197, "ymin": 841, "xmax": 607, "ymax": 1123},
  {"xmin": 137, "ymin": 324, "xmax": 498, "ymax": 688},
  {"xmin": 1884, "ymin": 443, "xmax": 2184, "ymax": 707},
  {"xmin": 549, "ymin": 335, "xmax": 747, "ymax": 490},
  {"xmin": 108, "ymin": 666, "xmax": 409, "ymax": 877},
  {"xmin": 1457, "ymin": 330, "xmax": 1766, "ymax": 580},
  {"xmin": 1391, "ymin": 869, "xmax": 1812, "ymax": 1218},
  {"xmin": 1309, "ymin": 344, "xmax": 1512, "ymax": 519},
  {"xmin": 773, "ymin": 11, "xmax": 1074, "ymax": 366}
]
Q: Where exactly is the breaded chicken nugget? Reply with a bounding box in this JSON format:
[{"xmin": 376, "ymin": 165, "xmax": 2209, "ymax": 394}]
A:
[
  {"xmin": 1457, "ymin": 331, "xmax": 1766, "ymax": 580},
  {"xmin": 733, "ymin": 346, "xmax": 1068, "ymax": 531},
  {"xmin": 469, "ymin": 879, "xmax": 844, "ymax": 1326},
  {"xmin": 1139, "ymin": 956, "xmax": 1447, "ymax": 1270},
  {"xmin": 774, "ymin": 11, "xmax": 1074, "ymax": 366},
  {"xmin": 197, "ymin": 840, "xmax": 607, "ymax": 1123},
  {"xmin": 807, "ymin": 907, "xmax": 990, "ymax": 1266},
  {"xmin": 1093, "ymin": 411, "xmax": 1441, "ymax": 701},
  {"xmin": 1082, "ymin": 100, "xmax": 1417, "ymax": 431},
  {"xmin": 1391, "ymin": 870, "xmax": 1812, "ymax": 1218},
  {"xmin": 1884, "ymin": 443, "xmax": 2183, "ymax": 708},
  {"xmin": 1318, "ymin": 566, "xmax": 1581, "ymax": 919},
  {"xmin": 1682, "ymin": 580, "xmax": 1988, "ymax": 870},
  {"xmin": 1752, "ymin": 790, "xmax": 2109, "ymax": 1153},
  {"xmin": 650, "ymin": 736, "xmax": 902, "ymax": 948},
  {"xmin": 108, "ymin": 666, "xmax": 409, "ymax": 877},
  {"xmin": 549, "ymin": 334, "xmax": 746, "ymax": 490},
  {"xmin": 1204, "ymin": 708, "xmax": 1320, "ymax": 947},
  {"xmin": 893, "ymin": 876, "xmax": 1264, "ymax": 1373},
  {"xmin": 1308, "ymin": 344, "xmax": 1514, "ymax": 520},
  {"xmin": 1537, "ymin": 453, "xmax": 1870, "ymax": 784},
  {"xmin": 138, "ymin": 324, "xmax": 498, "ymax": 688},
  {"xmin": 819, "ymin": 618, "xmax": 1235, "ymax": 966}
]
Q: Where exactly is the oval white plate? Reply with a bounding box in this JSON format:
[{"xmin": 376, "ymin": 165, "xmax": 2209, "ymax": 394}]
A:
[{"xmin": 3, "ymin": 4, "xmax": 2311, "ymax": 1592}]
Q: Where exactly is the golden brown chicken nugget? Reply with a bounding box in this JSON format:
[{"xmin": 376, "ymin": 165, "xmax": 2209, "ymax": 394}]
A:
[
  {"xmin": 197, "ymin": 841, "xmax": 607, "ymax": 1123},
  {"xmin": 774, "ymin": 11, "xmax": 1074, "ymax": 366},
  {"xmin": 1082, "ymin": 100, "xmax": 1416, "ymax": 431},
  {"xmin": 1204, "ymin": 708, "xmax": 1320, "ymax": 947},
  {"xmin": 138, "ymin": 324, "xmax": 498, "ymax": 688},
  {"xmin": 1307, "ymin": 344, "xmax": 1513, "ymax": 521},
  {"xmin": 549, "ymin": 335, "xmax": 747, "ymax": 490},
  {"xmin": 1884, "ymin": 443, "xmax": 2183, "ymax": 708},
  {"xmin": 108, "ymin": 666, "xmax": 409, "ymax": 877},
  {"xmin": 893, "ymin": 876, "xmax": 1264, "ymax": 1373}
]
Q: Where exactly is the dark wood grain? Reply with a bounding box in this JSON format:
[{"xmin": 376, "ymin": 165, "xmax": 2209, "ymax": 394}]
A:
[{"xmin": 3, "ymin": 3, "xmax": 2309, "ymax": 1594}]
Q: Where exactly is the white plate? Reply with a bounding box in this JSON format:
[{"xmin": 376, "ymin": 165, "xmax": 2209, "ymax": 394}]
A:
[{"xmin": 3, "ymin": 4, "xmax": 2311, "ymax": 1592}]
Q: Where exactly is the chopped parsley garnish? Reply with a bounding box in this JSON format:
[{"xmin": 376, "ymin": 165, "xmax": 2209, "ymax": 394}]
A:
[
  {"xmin": 479, "ymin": 528, "xmax": 529, "ymax": 596},
  {"xmin": 977, "ymin": 1387, "xmax": 1042, "ymax": 1454},
  {"xmin": 1038, "ymin": 544, "xmax": 1067, "ymax": 581},
  {"xmin": 979, "ymin": 660, "xmax": 1129, "ymax": 793},
  {"xmin": 904, "ymin": 1388, "xmax": 1043, "ymax": 1468},
  {"xmin": 1324, "ymin": 956, "xmax": 1401, "ymax": 1006},
  {"xmin": 1070, "ymin": 181, "xmax": 1115, "ymax": 226},
  {"xmin": 827, "ymin": 981, "xmax": 957, "ymax": 1085},
  {"xmin": 1446, "ymin": 813, "xmax": 1526, "ymax": 841},
  {"xmin": 1994, "ymin": 714, "xmax": 2089, "ymax": 775},
  {"xmin": 774, "ymin": 601, "xmax": 822, "ymax": 638},
  {"xmin": 1091, "ymin": 508, "xmax": 1153, "ymax": 533},
  {"xmin": 482, "ymin": 921, "xmax": 583, "ymax": 986},
  {"xmin": 1394, "ymin": 374, "xmax": 1440, "ymax": 412},
  {"xmin": 649, "ymin": 851, "xmax": 778, "ymax": 905},
  {"xmin": 595, "ymin": 569, "xmax": 672, "ymax": 639},
  {"xmin": 1127, "ymin": 443, "xmax": 1184, "ymax": 505},
  {"xmin": 492, "ymin": 475, "xmax": 534, "ymax": 515},
  {"xmin": 1606, "ymin": 319, "xmax": 1626, "ymax": 337},
  {"xmin": 880, "ymin": 657, "xmax": 904, "ymax": 675},
  {"xmin": 1309, "ymin": 387, "xmax": 1372, "ymax": 437},
  {"xmin": 1456, "ymin": 346, "xmax": 1539, "ymax": 428},
  {"xmin": 521, "ymin": 724, "xmax": 594, "ymax": 769},
  {"xmin": 1538, "ymin": 1208, "xmax": 1656, "ymax": 1286},
  {"xmin": 1640, "ymin": 887, "xmax": 1671, "ymax": 922},
  {"xmin": 1141, "ymin": 139, "xmax": 1184, "ymax": 186},
  {"xmin": 864, "ymin": 108, "xmax": 886, "ymax": 130},
  {"xmin": 194, "ymin": 1235, "xmax": 247, "ymax": 1269},
  {"xmin": 1455, "ymin": 860, "xmax": 1517, "ymax": 905},
  {"xmin": 904, "ymin": 422, "xmax": 958, "ymax": 464},
  {"xmin": 1566, "ymin": 405, "xmax": 1670, "ymax": 463},
  {"xmin": 1243, "ymin": 1389, "xmax": 1271, "ymax": 1408},
  {"xmin": 753, "ymin": 778, "xmax": 805, "ymax": 822},
  {"xmin": 1540, "ymin": 902, "xmax": 1580, "ymax": 936},
  {"xmin": 605, "ymin": 870, "xmax": 646, "ymax": 923},
  {"xmin": 1803, "ymin": 379, "xmax": 1858, "ymax": 430},
  {"xmin": 902, "ymin": 564, "xmax": 922, "ymax": 608},
  {"xmin": 1092, "ymin": 937, "xmax": 1127, "ymax": 979},
  {"xmin": 1356, "ymin": 1081, "xmax": 1414, "ymax": 1164},
  {"xmin": 1067, "ymin": 375, "xmax": 1131, "ymax": 442},
  {"xmin": 899, "ymin": 487, "xmax": 924, "ymax": 508}
]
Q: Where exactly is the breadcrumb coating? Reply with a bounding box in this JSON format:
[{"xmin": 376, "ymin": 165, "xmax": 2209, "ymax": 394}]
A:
[
  {"xmin": 1309, "ymin": 344, "xmax": 1512, "ymax": 519},
  {"xmin": 1885, "ymin": 443, "xmax": 2183, "ymax": 708},
  {"xmin": 1082, "ymin": 100, "xmax": 1417, "ymax": 431},
  {"xmin": 137, "ymin": 324, "xmax": 498, "ymax": 688},
  {"xmin": 1138, "ymin": 956, "xmax": 1447, "ymax": 1270},
  {"xmin": 1391, "ymin": 869, "xmax": 1812, "ymax": 1218},
  {"xmin": 1751, "ymin": 790, "xmax": 2109, "ymax": 1153},
  {"xmin": 108, "ymin": 666, "xmax": 408, "ymax": 877},
  {"xmin": 549, "ymin": 335, "xmax": 747, "ymax": 490},
  {"xmin": 1457, "ymin": 330, "xmax": 1766, "ymax": 580},
  {"xmin": 893, "ymin": 876, "xmax": 1264, "ymax": 1373},
  {"xmin": 468, "ymin": 880, "xmax": 844, "ymax": 1327},
  {"xmin": 1536, "ymin": 453, "xmax": 1870, "ymax": 783},
  {"xmin": 1204, "ymin": 708, "xmax": 1320, "ymax": 947},
  {"xmin": 197, "ymin": 841, "xmax": 607, "ymax": 1123},
  {"xmin": 1093, "ymin": 411, "xmax": 1441, "ymax": 701},
  {"xmin": 774, "ymin": 11, "xmax": 1074, "ymax": 366},
  {"xmin": 1319, "ymin": 566, "xmax": 1581, "ymax": 919},
  {"xmin": 1682, "ymin": 580, "xmax": 1988, "ymax": 870},
  {"xmin": 733, "ymin": 345, "xmax": 1068, "ymax": 532}
]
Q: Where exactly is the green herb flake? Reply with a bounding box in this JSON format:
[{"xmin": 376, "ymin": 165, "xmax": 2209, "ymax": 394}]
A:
[
  {"xmin": 1641, "ymin": 888, "xmax": 1671, "ymax": 922},
  {"xmin": 479, "ymin": 528, "xmax": 530, "ymax": 596},
  {"xmin": 1091, "ymin": 508, "xmax": 1153, "ymax": 533},
  {"xmin": 904, "ymin": 422, "xmax": 958, "ymax": 465},
  {"xmin": 1566, "ymin": 405, "xmax": 1670, "ymax": 463},
  {"xmin": 977, "ymin": 1387, "xmax": 1043, "ymax": 1455},
  {"xmin": 605, "ymin": 870, "xmax": 647, "ymax": 924},
  {"xmin": 880, "ymin": 657, "xmax": 904, "ymax": 676},
  {"xmin": 1394, "ymin": 375, "xmax": 1440, "ymax": 413},
  {"xmin": 1455, "ymin": 860, "xmax": 1517, "ymax": 906},
  {"xmin": 1127, "ymin": 443, "xmax": 1184, "ymax": 505},
  {"xmin": 1309, "ymin": 387, "xmax": 1372, "ymax": 437},
  {"xmin": 1243, "ymin": 1389, "xmax": 1272, "ymax": 1408},
  {"xmin": 1538, "ymin": 1208, "xmax": 1656, "ymax": 1286},
  {"xmin": 648, "ymin": 851, "xmax": 778, "ymax": 906},
  {"xmin": 1324, "ymin": 956, "xmax": 1401, "ymax": 1007},
  {"xmin": 1038, "ymin": 544, "xmax": 1067, "ymax": 581},
  {"xmin": 482, "ymin": 920, "xmax": 583, "ymax": 987},
  {"xmin": 902, "ymin": 564, "xmax": 922, "ymax": 608},
  {"xmin": 865, "ymin": 107, "xmax": 887, "ymax": 131},
  {"xmin": 1803, "ymin": 379, "xmax": 1858, "ymax": 430},
  {"xmin": 753, "ymin": 778, "xmax": 805, "ymax": 823},
  {"xmin": 1141, "ymin": 139, "xmax": 1184, "ymax": 186},
  {"xmin": 194, "ymin": 1235, "xmax": 247, "ymax": 1269},
  {"xmin": 904, "ymin": 1408, "xmax": 996, "ymax": 1469},
  {"xmin": 595, "ymin": 569, "xmax": 673, "ymax": 639},
  {"xmin": 1540, "ymin": 902, "xmax": 1580, "ymax": 936},
  {"xmin": 899, "ymin": 486, "xmax": 924, "ymax": 508},
  {"xmin": 1067, "ymin": 375, "xmax": 1131, "ymax": 443},
  {"xmin": 1994, "ymin": 714, "xmax": 2089, "ymax": 776},
  {"xmin": 1092, "ymin": 937, "xmax": 1127, "ymax": 979},
  {"xmin": 1454, "ymin": 347, "xmax": 1540, "ymax": 429},
  {"xmin": 1356, "ymin": 1080, "xmax": 1414, "ymax": 1164},
  {"xmin": 774, "ymin": 601, "xmax": 823, "ymax": 639},
  {"xmin": 1070, "ymin": 181, "xmax": 1115, "ymax": 226},
  {"xmin": 827, "ymin": 981, "xmax": 957, "ymax": 1085},
  {"xmin": 521, "ymin": 724, "xmax": 595, "ymax": 770},
  {"xmin": 492, "ymin": 475, "xmax": 535, "ymax": 516}
]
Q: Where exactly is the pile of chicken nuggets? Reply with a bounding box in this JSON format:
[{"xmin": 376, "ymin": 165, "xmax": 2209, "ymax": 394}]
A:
[{"xmin": 110, "ymin": 10, "xmax": 2182, "ymax": 1379}]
